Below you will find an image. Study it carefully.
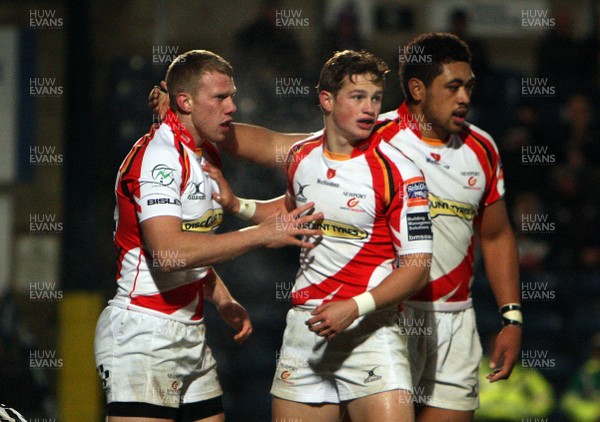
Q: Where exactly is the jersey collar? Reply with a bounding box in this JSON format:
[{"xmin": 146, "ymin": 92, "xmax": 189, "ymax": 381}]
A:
[
  {"xmin": 398, "ymin": 101, "xmax": 422, "ymax": 139},
  {"xmin": 321, "ymin": 129, "xmax": 379, "ymax": 159},
  {"xmin": 163, "ymin": 108, "xmax": 197, "ymax": 152}
]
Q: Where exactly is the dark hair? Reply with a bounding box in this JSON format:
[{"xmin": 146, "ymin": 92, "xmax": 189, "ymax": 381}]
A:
[
  {"xmin": 399, "ymin": 32, "xmax": 471, "ymax": 103},
  {"xmin": 166, "ymin": 49, "xmax": 233, "ymax": 109},
  {"xmin": 318, "ymin": 50, "xmax": 389, "ymax": 96}
]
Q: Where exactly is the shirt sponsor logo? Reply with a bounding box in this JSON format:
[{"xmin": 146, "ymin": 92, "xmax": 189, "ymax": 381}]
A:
[
  {"xmin": 313, "ymin": 219, "xmax": 367, "ymax": 239},
  {"xmin": 428, "ymin": 193, "xmax": 477, "ymax": 221},
  {"xmin": 296, "ymin": 182, "xmax": 310, "ymax": 202},
  {"xmin": 346, "ymin": 198, "xmax": 360, "ymax": 208},
  {"xmin": 182, "ymin": 209, "xmax": 223, "ymax": 232},
  {"xmin": 187, "ymin": 181, "xmax": 206, "ymax": 200},
  {"xmin": 147, "ymin": 197, "xmax": 181, "ymax": 206},
  {"xmin": 425, "ymin": 156, "xmax": 450, "ymax": 169},
  {"xmin": 317, "ymin": 178, "xmax": 339, "ymax": 188},
  {"xmin": 406, "ymin": 179, "xmax": 429, "ymax": 207},
  {"xmin": 151, "ymin": 164, "xmax": 176, "ymax": 186},
  {"xmin": 343, "ymin": 191, "xmax": 367, "ymax": 199},
  {"xmin": 463, "ymin": 175, "xmax": 482, "ymax": 191},
  {"xmin": 407, "ymin": 212, "xmax": 433, "ymax": 241}
]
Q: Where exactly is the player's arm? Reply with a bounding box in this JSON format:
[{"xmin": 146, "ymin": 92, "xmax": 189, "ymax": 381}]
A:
[
  {"xmin": 148, "ymin": 83, "xmax": 309, "ymax": 166},
  {"xmin": 476, "ymin": 198, "xmax": 522, "ymax": 382},
  {"xmin": 221, "ymin": 123, "xmax": 309, "ymax": 167},
  {"xmin": 307, "ymin": 253, "xmax": 431, "ymax": 340},
  {"xmin": 308, "ymin": 170, "xmax": 433, "ymax": 339},
  {"xmin": 203, "ymin": 160, "xmax": 289, "ymax": 223},
  {"xmin": 204, "ymin": 269, "xmax": 252, "ymax": 344},
  {"xmin": 141, "ymin": 205, "xmax": 322, "ymax": 270}
]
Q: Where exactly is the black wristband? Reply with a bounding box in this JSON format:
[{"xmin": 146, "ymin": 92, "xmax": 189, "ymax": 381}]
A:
[
  {"xmin": 502, "ymin": 316, "xmax": 522, "ymax": 326},
  {"xmin": 499, "ymin": 303, "xmax": 522, "ymax": 314}
]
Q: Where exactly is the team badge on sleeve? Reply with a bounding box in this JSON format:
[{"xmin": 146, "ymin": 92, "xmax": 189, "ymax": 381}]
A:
[
  {"xmin": 406, "ymin": 212, "xmax": 432, "ymax": 241},
  {"xmin": 405, "ymin": 177, "xmax": 429, "ymax": 207}
]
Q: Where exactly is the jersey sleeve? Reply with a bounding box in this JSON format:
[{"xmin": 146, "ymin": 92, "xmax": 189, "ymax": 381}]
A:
[
  {"xmin": 470, "ymin": 127, "xmax": 506, "ymax": 207},
  {"xmin": 482, "ymin": 152, "xmax": 505, "ymax": 207},
  {"xmin": 128, "ymin": 144, "xmax": 185, "ymax": 223},
  {"xmin": 388, "ymin": 171, "xmax": 433, "ymax": 256}
]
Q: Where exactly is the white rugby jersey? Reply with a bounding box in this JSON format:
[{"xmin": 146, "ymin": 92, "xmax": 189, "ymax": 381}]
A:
[
  {"xmin": 286, "ymin": 129, "xmax": 433, "ymax": 309},
  {"xmin": 378, "ymin": 103, "xmax": 505, "ymax": 311},
  {"xmin": 111, "ymin": 109, "xmax": 223, "ymax": 322}
]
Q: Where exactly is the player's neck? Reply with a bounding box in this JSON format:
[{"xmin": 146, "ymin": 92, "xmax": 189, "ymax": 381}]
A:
[
  {"xmin": 406, "ymin": 103, "xmax": 449, "ymax": 141},
  {"xmin": 323, "ymin": 126, "xmax": 366, "ymax": 156},
  {"xmin": 175, "ymin": 112, "xmax": 204, "ymax": 148}
]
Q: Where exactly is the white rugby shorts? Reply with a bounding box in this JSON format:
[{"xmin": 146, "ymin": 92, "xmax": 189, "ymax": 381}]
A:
[
  {"xmin": 401, "ymin": 306, "xmax": 482, "ymax": 411},
  {"xmin": 94, "ymin": 305, "xmax": 223, "ymax": 408},
  {"xmin": 271, "ymin": 307, "xmax": 412, "ymax": 403}
]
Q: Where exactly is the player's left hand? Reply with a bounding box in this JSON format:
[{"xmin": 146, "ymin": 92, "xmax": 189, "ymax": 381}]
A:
[
  {"xmin": 202, "ymin": 160, "xmax": 240, "ymax": 214},
  {"xmin": 217, "ymin": 300, "xmax": 253, "ymax": 344},
  {"xmin": 487, "ymin": 324, "xmax": 521, "ymax": 382},
  {"xmin": 306, "ymin": 300, "xmax": 358, "ymax": 341},
  {"xmin": 148, "ymin": 80, "xmax": 170, "ymax": 120}
]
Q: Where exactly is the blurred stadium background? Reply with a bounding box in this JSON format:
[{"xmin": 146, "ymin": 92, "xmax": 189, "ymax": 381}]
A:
[{"xmin": 0, "ymin": 0, "xmax": 599, "ymax": 420}]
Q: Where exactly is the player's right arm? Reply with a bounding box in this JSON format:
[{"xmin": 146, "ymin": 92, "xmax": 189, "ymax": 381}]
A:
[
  {"xmin": 148, "ymin": 84, "xmax": 310, "ymax": 166},
  {"xmin": 141, "ymin": 205, "xmax": 322, "ymax": 271}
]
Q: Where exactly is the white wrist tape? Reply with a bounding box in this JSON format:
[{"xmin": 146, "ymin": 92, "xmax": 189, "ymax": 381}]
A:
[
  {"xmin": 352, "ymin": 292, "xmax": 376, "ymax": 316},
  {"xmin": 502, "ymin": 309, "xmax": 523, "ymax": 324},
  {"xmin": 235, "ymin": 198, "xmax": 256, "ymax": 221}
]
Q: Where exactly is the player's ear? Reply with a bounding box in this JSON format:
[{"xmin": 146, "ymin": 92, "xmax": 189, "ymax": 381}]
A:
[
  {"xmin": 319, "ymin": 90, "xmax": 334, "ymax": 113},
  {"xmin": 408, "ymin": 78, "xmax": 425, "ymax": 102},
  {"xmin": 175, "ymin": 92, "xmax": 192, "ymax": 113}
]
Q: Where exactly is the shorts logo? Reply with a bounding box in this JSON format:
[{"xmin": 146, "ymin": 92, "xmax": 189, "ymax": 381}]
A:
[
  {"xmin": 466, "ymin": 384, "xmax": 478, "ymax": 398},
  {"xmin": 362, "ymin": 366, "xmax": 382, "ymax": 383},
  {"xmin": 279, "ymin": 369, "xmax": 295, "ymax": 385},
  {"xmin": 97, "ymin": 364, "xmax": 110, "ymax": 389}
]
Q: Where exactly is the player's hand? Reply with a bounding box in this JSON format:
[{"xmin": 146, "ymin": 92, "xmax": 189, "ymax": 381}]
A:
[
  {"xmin": 258, "ymin": 203, "xmax": 323, "ymax": 249},
  {"xmin": 306, "ymin": 300, "xmax": 358, "ymax": 341},
  {"xmin": 217, "ymin": 300, "xmax": 253, "ymax": 344},
  {"xmin": 148, "ymin": 80, "xmax": 169, "ymax": 120},
  {"xmin": 202, "ymin": 160, "xmax": 240, "ymax": 213},
  {"xmin": 487, "ymin": 324, "xmax": 522, "ymax": 382}
]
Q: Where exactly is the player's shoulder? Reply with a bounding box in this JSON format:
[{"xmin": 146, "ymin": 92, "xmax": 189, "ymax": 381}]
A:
[
  {"xmin": 377, "ymin": 109, "xmax": 399, "ymax": 124},
  {"xmin": 136, "ymin": 124, "xmax": 184, "ymax": 164},
  {"xmin": 288, "ymin": 132, "xmax": 323, "ymax": 157},
  {"xmin": 461, "ymin": 121, "xmax": 500, "ymax": 153},
  {"xmin": 374, "ymin": 139, "xmax": 422, "ymax": 177}
]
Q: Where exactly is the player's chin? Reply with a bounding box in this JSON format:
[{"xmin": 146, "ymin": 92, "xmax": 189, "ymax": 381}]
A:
[
  {"xmin": 446, "ymin": 122, "xmax": 464, "ymax": 134},
  {"xmin": 210, "ymin": 131, "xmax": 227, "ymax": 143},
  {"xmin": 352, "ymin": 126, "xmax": 373, "ymax": 140}
]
